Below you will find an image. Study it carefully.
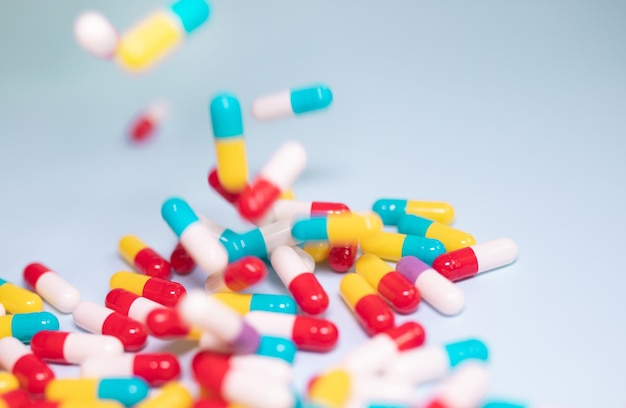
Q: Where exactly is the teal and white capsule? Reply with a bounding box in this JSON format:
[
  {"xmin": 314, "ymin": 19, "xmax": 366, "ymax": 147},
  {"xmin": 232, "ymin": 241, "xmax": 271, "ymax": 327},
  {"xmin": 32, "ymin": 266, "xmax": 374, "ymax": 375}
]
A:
[
  {"xmin": 251, "ymin": 84, "xmax": 333, "ymax": 121},
  {"xmin": 381, "ymin": 338, "xmax": 489, "ymax": 385},
  {"xmin": 44, "ymin": 376, "xmax": 149, "ymax": 407},
  {"xmin": 161, "ymin": 197, "xmax": 228, "ymax": 277},
  {"xmin": 256, "ymin": 335, "xmax": 297, "ymax": 364},
  {"xmin": 0, "ymin": 312, "xmax": 59, "ymax": 343}
]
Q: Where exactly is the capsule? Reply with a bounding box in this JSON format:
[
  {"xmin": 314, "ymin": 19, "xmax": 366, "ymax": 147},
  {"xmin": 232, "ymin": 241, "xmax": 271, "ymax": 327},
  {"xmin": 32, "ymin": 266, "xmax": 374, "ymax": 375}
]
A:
[
  {"xmin": 0, "ymin": 303, "xmax": 4, "ymax": 316},
  {"xmin": 178, "ymin": 290, "xmax": 260, "ymax": 354},
  {"xmin": 197, "ymin": 350, "xmax": 292, "ymax": 386},
  {"xmin": 339, "ymin": 273, "xmax": 394, "ymax": 336},
  {"xmin": 270, "ymin": 246, "xmax": 329, "ymax": 315},
  {"xmin": 0, "ymin": 389, "xmax": 30, "ymax": 408},
  {"xmin": 210, "ymin": 93, "xmax": 248, "ymax": 193},
  {"xmin": 0, "ymin": 312, "xmax": 59, "ymax": 343},
  {"xmin": 74, "ymin": 11, "xmax": 119, "ymax": 59},
  {"xmin": 81, "ymin": 353, "xmax": 180, "ymax": 386},
  {"xmin": 109, "ymin": 271, "xmax": 185, "ymax": 307},
  {"xmin": 237, "ymin": 141, "xmax": 307, "ymax": 223},
  {"xmin": 45, "ymin": 377, "xmax": 149, "ymax": 407},
  {"xmin": 146, "ymin": 308, "xmax": 202, "ymax": 340},
  {"xmin": 372, "ymin": 199, "xmax": 455, "ymax": 225},
  {"xmin": 128, "ymin": 100, "xmax": 169, "ymax": 144},
  {"xmin": 423, "ymin": 361, "xmax": 489, "ymax": 408},
  {"xmin": 354, "ymin": 254, "xmax": 420, "ymax": 314},
  {"xmin": 382, "ymin": 338, "xmax": 488, "ymax": 385},
  {"xmin": 432, "ymin": 238, "xmax": 519, "ymax": 282},
  {"xmin": 205, "ymin": 256, "xmax": 267, "ymax": 293},
  {"xmin": 303, "ymin": 241, "xmax": 331, "ymax": 262},
  {"xmin": 116, "ymin": 0, "xmax": 210, "ymax": 71},
  {"xmin": 397, "ymin": 214, "xmax": 475, "ymax": 252},
  {"xmin": 29, "ymin": 401, "xmax": 125, "ymax": 408},
  {"xmin": 0, "ymin": 371, "xmax": 19, "ymax": 394},
  {"xmin": 72, "ymin": 301, "xmax": 147, "ymax": 352},
  {"xmin": 0, "ymin": 277, "xmax": 43, "ymax": 314},
  {"xmin": 396, "ymin": 256, "xmax": 464, "ymax": 316},
  {"xmin": 251, "ymin": 85, "xmax": 333, "ymax": 121},
  {"xmin": 211, "ymin": 293, "xmax": 297, "ymax": 315},
  {"xmin": 207, "ymin": 167, "xmax": 241, "ymax": 205},
  {"xmin": 481, "ymin": 400, "xmax": 543, "ymax": 408},
  {"xmin": 222, "ymin": 220, "xmax": 298, "ymax": 262},
  {"xmin": 105, "ymin": 288, "xmax": 164, "ymax": 326},
  {"xmin": 359, "ymin": 231, "xmax": 445, "ymax": 265},
  {"xmin": 341, "ymin": 321, "xmax": 425, "ymax": 376},
  {"xmin": 23, "ymin": 263, "xmax": 81, "ymax": 314},
  {"xmin": 0, "ymin": 336, "xmax": 55, "ymax": 394},
  {"xmin": 244, "ymin": 311, "xmax": 338, "ymax": 352},
  {"xmin": 134, "ymin": 382, "xmax": 193, "ymax": 408},
  {"xmin": 192, "ymin": 351, "xmax": 294, "ymax": 408},
  {"xmin": 327, "ymin": 242, "xmax": 358, "ymax": 273},
  {"xmin": 255, "ymin": 335, "xmax": 297, "ymax": 364},
  {"xmin": 291, "ymin": 213, "xmax": 383, "ymax": 245},
  {"xmin": 161, "ymin": 197, "xmax": 229, "ymax": 276},
  {"xmin": 169, "ymin": 242, "xmax": 196, "ymax": 275},
  {"xmin": 31, "ymin": 330, "xmax": 124, "ymax": 365},
  {"xmin": 118, "ymin": 235, "xmax": 171, "ymax": 279},
  {"xmin": 260, "ymin": 199, "xmax": 349, "ymax": 223}
]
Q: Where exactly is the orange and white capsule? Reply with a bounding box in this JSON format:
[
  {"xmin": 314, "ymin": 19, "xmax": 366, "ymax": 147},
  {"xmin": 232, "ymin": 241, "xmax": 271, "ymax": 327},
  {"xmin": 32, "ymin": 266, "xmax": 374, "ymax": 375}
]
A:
[{"xmin": 23, "ymin": 263, "xmax": 81, "ymax": 314}]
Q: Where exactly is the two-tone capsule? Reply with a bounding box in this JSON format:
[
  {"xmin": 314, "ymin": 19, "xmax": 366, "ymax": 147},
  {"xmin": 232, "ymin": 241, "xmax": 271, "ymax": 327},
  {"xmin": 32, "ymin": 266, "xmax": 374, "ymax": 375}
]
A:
[
  {"xmin": 372, "ymin": 198, "xmax": 455, "ymax": 225},
  {"xmin": 359, "ymin": 231, "xmax": 445, "ymax": 265},
  {"xmin": 81, "ymin": 353, "xmax": 181, "ymax": 386},
  {"xmin": 169, "ymin": 242, "xmax": 196, "ymax": 275},
  {"xmin": 397, "ymin": 214, "xmax": 475, "ymax": 252},
  {"xmin": 128, "ymin": 100, "xmax": 169, "ymax": 144},
  {"xmin": 105, "ymin": 288, "xmax": 164, "ymax": 325},
  {"xmin": 291, "ymin": 213, "xmax": 383, "ymax": 245},
  {"xmin": 134, "ymin": 382, "xmax": 193, "ymax": 408},
  {"xmin": 251, "ymin": 84, "xmax": 333, "ymax": 121},
  {"xmin": 423, "ymin": 361, "xmax": 489, "ymax": 408},
  {"xmin": 0, "ymin": 390, "xmax": 31, "ymax": 408},
  {"xmin": 339, "ymin": 273, "xmax": 395, "ymax": 336},
  {"xmin": 45, "ymin": 377, "xmax": 149, "ymax": 407},
  {"xmin": 74, "ymin": 11, "xmax": 119, "ymax": 59},
  {"xmin": 28, "ymin": 400, "xmax": 126, "ymax": 408},
  {"xmin": 118, "ymin": 235, "xmax": 171, "ymax": 279},
  {"xmin": 23, "ymin": 263, "xmax": 81, "ymax": 314},
  {"xmin": 0, "ymin": 277, "xmax": 43, "ymax": 314},
  {"xmin": 0, "ymin": 312, "xmax": 59, "ymax": 343},
  {"xmin": 31, "ymin": 331, "xmax": 124, "ymax": 365},
  {"xmin": 211, "ymin": 293, "xmax": 297, "ymax": 315},
  {"xmin": 0, "ymin": 336, "xmax": 55, "ymax": 394},
  {"xmin": 110, "ymin": 271, "xmax": 186, "ymax": 307},
  {"xmin": 205, "ymin": 256, "xmax": 267, "ymax": 293},
  {"xmin": 146, "ymin": 308, "xmax": 201, "ymax": 340},
  {"xmin": 0, "ymin": 371, "xmax": 19, "ymax": 394}
]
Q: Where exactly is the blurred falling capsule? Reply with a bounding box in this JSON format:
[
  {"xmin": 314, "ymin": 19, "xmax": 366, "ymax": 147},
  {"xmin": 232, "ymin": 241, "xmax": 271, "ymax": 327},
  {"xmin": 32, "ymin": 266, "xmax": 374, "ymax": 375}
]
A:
[
  {"xmin": 128, "ymin": 100, "xmax": 169, "ymax": 144},
  {"xmin": 74, "ymin": 11, "xmax": 119, "ymax": 59}
]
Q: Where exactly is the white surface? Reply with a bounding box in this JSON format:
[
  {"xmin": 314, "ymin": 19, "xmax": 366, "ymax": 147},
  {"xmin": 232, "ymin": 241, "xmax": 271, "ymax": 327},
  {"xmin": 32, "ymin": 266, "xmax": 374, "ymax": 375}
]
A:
[{"xmin": 1, "ymin": 1, "xmax": 625, "ymax": 406}]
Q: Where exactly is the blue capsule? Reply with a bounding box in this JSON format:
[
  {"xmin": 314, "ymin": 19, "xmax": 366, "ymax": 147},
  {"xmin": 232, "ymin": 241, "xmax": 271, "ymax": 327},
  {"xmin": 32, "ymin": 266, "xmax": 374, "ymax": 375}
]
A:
[
  {"xmin": 256, "ymin": 335, "xmax": 297, "ymax": 364},
  {"xmin": 0, "ymin": 312, "xmax": 59, "ymax": 343},
  {"xmin": 252, "ymin": 84, "xmax": 333, "ymax": 121}
]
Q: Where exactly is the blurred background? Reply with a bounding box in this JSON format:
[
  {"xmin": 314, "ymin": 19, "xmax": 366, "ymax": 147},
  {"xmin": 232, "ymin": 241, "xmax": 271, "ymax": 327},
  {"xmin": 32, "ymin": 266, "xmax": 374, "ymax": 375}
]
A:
[{"xmin": 1, "ymin": 1, "xmax": 625, "ymax": 406}]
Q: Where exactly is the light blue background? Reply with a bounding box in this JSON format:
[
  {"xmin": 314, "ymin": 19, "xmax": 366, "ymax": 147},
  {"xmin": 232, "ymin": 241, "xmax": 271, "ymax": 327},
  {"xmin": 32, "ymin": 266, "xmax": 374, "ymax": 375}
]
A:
[{"xmin": 1, "ymin": 1, "xmax": 625, "ymax": 406}]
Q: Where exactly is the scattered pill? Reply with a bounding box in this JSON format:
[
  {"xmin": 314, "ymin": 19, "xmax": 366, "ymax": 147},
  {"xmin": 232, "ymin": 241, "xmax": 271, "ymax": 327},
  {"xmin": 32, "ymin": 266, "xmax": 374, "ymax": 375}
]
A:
[
  {"xmin": 81, "ymin": 353, "xmax": 181, "ymax": 387},
  {"xmin": 30, "ymin": 330, "xmax": 124, "ymax": 365},
  {"xmin": 128, "ymin": 100, "xmax": 169, "ymax": 144},
  {"xmin": 251, "ymin": 85, "xmax": 333, "ymax": 121},
  {"xmin": 44, "ymin": 377, "xmax": 149, "ymax": 407},
  {"xmin": 0, "ymin": 312, "xmax": 59, "ymax": 343},
  {"xmin": 359, "ymin": 231, "xmax": 445, "ymax": 265},
  {"xmin": 23, "ymin": 263, "xmax": 81, "ymax": 314},
  {"xmin": 109, "ymin": 271, "xmax": 186, "ymax": 307},
  {"xmin": 397, "ymin": 214, "xmax": 475, "ymax": 252},
  {"xmin": 0, "ymin": 336, "xmax": 55, "ymax": 394},
  {"xmin": 423, "ymin": 361, "xmax": 489, "ymax": 408},
  {"xmin": 372, "ymin": 199, "xmax": 455, "ymax": 225},
  {"xmin": 339, "ymin": 273, "xmax": 395, "ymax": 336},
  {"xmin": 0, "ymin": 277, "xmax": 43, "ymax": 314},
  {"xmin": 118, "ymin": 235, "xmax": 171, "ymax": 278},
  {"xmin": 105, "ymin": 288, "xmax": 164, "ymax": 324},
  {"xmin": 74, "ymin": 11, "xmax": 119, "ymax": 59},
  {"xmin": 211, "ymin": 292, "xmax": 297, "ymax": 315}
]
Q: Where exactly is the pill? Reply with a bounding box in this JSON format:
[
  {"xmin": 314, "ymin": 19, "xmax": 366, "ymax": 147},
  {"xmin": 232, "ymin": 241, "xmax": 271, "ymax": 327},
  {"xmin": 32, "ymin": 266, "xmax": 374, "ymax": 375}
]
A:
[
  {"xmin": 372, "ymin": 199, "xmax": 455, "ymax": 225},
  {"xmin": 169, "ymin": 242, "xmax": 196, "ymax": 275},
  {"xmin": 354, "ymin": 254, "xmax": 421, "ymax": 314},
  {"xmin": 74, "ymin": 11, "xmax": 119, "ymax": 59},
  {"xmin": 145, "ymin": 308, "xmax": 201, "ymax": 340},
  {"xmin": 397, "ymin": 214, "xmax": 475, "ymax": 252},
  {"xmin": 116, "ymin": 0, "xmax": 210, "ymax": 71},
  {"xmin": 423, "ymin": 361, "xmax": 489, "ymax": 408},
  {"xmin": 105, "ymin": 288, "xmax": 164, "ymax": 324},
  {"xmin": 0, "ymin": 277, "xmax": 43, "ymax": 314},
  {"xmin": 81, "ymin": 353, "xmax": 181, "ymax": 386},
  {"xmin": 260, "ymin": 199, "xmax": 349, "ymax": 223},
  {"xmin": 178, "ymin": 290, "xmax": 260, "ymax": 354},
  {"xmin": 23, "ymin": 263, "xmax": 81, "ymax": 314},
  {"xmin": 303, "ymin": 241, "xmax": 331, "ymax": 263},
  {"xmin": 251, "ymin": 85, "xmax": 333, "ymax": 121},
  {"xmin": 255, "ymin": 335, "xmax": 297, "ymax": 364},
  {"xmin": 72, "ymin": 301, "xmax": 147, "ymax": 352},
  {"xmin": 134, "ymin": 382, "xmax": 193, "ymax": 408},
  {"xmin": 327, "ymin": 243, "xmax": 358, "ymax": 273},
  {"xmin": 211, "ymin": 293, "xmax": 297, "ymax": 315},
  {"xmin": 161, "ymin": 197, "xmax": 229, "ymax": 277},
  {"xmin": 45, "ymin": 377, "xmax": 149, "ymax": 407},
  {"xmin": 218, "ymin": 220, "xmax": 299, "ymax": 263},
  {"xmin": 0, "ymin": 303, "xmax": 4, "ymax": 316},
  {"xmin": 339, "ymin": 273, "xmax": 395, "ymax": 336},
  {"xmin": 480, "ymin": 400, "xmax": 540, "ymax": 408},
  {"xmin": 0, "ymin": 336, "xmax": 55, "ymax": 394},
  {"xmin": 0, "ymin": 371, "xmax": 19, "ymax": 394},
  {"xmin": 109, "ymin": 271, "xmax": 186, "ymax": 307},
  {"xmin": 0, "ymin": 312, "xmax": 59, "ymax": 343},
  {"xmin": 128, "ymin": 100, "xmax": 169, "ymax": 144},
  {"xmin": 210, "ymin": 93, "xmax": 248, "ymax": 193},
  {"xmin": 291, "ymin": 213, "xmax": 383, "ymax": 244},
  {"xmin": 30, "ymin": 330, "xmax": 124, "ymax": 365},
  {"xmin": 432, "ymin": 238, "xmax": 519, "ymax": 282},
  {"xmin": 207, "ymin": 167, "xmax": 241, "ymax": 205},
  {"xmin": 270, "ymin": 246, "xmax": 329, "ymax": 315},
  {"xmin": 28, "ymin": 401, "xmax": 125, "ymax": 408},
  {"xmin": 118, "ymin": 235, "xmax": 171, "ymax": 278},
  {"xmin": 205, "ymin": 256, "xmax": 267, "ymax": 293},
  {"xmin": 244, "ymin": 311, "xmax": 338, "ymax": 352},
  {"xmin": 381, "ymin": 338, "xmax": 489, "ymax": 385},
  {"xmin": 396, "ymin": 256, "xmax": 464, "ymax": 316},
  {"xmin": 0, "ymin": 390, "xmax": 31, "ymax": 408},
  {"xmin": 191, "ymin": 351, "xmax": 292, "ymax": 385},
  {"xmin": 359, "ymin": 231, "xmax": 445, "ymax": 265},
  {"xmin": 237, "ymin": 141, "xmax": 307, "ymax": 223}
]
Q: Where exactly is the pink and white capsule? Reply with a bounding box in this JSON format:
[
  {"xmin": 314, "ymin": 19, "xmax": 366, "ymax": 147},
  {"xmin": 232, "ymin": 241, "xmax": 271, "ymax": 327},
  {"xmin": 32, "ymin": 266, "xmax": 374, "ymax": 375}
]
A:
[
  {"xmin": 74, "ymin": 11, "xmax": 119, "ymax": 59},
  {"xmin": 424, "ymin": 362, "xmax": 489, "ymax": 408},
  {"xmin": 23, "ymin": 263, "xmax": 81, "ymax": 314}
]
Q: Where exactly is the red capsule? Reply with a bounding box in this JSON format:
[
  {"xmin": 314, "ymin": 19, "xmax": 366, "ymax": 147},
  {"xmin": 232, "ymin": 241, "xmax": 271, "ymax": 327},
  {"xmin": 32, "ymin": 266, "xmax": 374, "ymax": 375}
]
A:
[
  {"xmin": 105, "ymin": 288, "xmax": 163, "ymax": 324},
  {"xmin": 0, "ymin": 337, "xmax": 55, "ymax": 395},
  {"xmin": 0, "ymin": 389, "xmax": 30, "ymax": 408},
  {"xmin": 128, "ymin": 100, "xmax": 168, "ymax": 144},
  {"xmin": 327, "ymin": 243, "xmax": 358, "ymax": 273},
  {"xmin": 339, "ymin": 273, "xmax": 395, "ymax": 336},
  {"xmin": 222, "ymin": 256, "xmax": 267, "ymax": 292},
  {"xmin": 170, "ymin": 242, "xmax": 196, "ymax": 275},
  {"xmin": 208, "ymin": 168, "xmax": 242, "ymax": 205},
  {"xmin": 146, "ymin": 308, "xmax": 194, "ymax": 339},
  {"xmin": 110, "ymin": 271, "xmax": 186, "ymax": 307}
]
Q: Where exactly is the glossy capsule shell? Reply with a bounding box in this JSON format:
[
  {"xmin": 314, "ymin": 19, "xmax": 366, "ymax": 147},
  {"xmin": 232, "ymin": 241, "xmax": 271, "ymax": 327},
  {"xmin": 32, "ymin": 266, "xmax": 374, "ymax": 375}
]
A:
[
  {"xmin": 194, "ymin": 351, "xmax": 292, "ymax": 386},
  {"xmin": 81, "ymin": 353, "xmax": 181, "ymax": 386},
  {"xmin": 74, "ymin": 11, "xmax": 119, "ymax": 59},
  {"xmin": 432, "ymin": 238, "xmax": 519, "ymax": 282},
  {"xmin": 221, "ymin": 219, "xmax": 298, "ymax": 262},
  {"xmin": 359, "ymin": 231, "xmax": 445, "ymax": 265},
  {"xmin": 116, "ymin": 0, "xmax": 210, "ymax": 71},
  {"xmin": 255, "ymin": 335, "xmax": 297, "ymax": 364},
  {"xmin": 372, "ymin": 199, "xmax": 455, "ymax": 225},
  {"xmin": 72, "ymin": 301, "xmax": 148, "ymax": 352},
  {"xmin": 169, "ymin": 242, "xmax": 195, "ymax": 275},
  {"xmin": 105, "ymin": 288, "xmax": 164, "ymax": 325},
  {"xmin": 146, "ymin": 308, "xmax": 201, "ymax": 340},
  {"xmin": 303, "ymin": 241, "xmax": 331, "ymax": 262},
  {"xmin": 355, "ymin": 254, "xmax": 420, "ymax": 314},
  {"xmin": 260, "ymin": 199, "xmax": 349, "ymax": 224},
  {"xmin": 208, "ymin": 167, "xmax": 241, "ymax": 205},
  {"xmin": 211, "ymin": 293, "xmax": 297, "ymax": 315},
  {"xmin": 291, "ymin": 212, "xmax": 383, "ymax": 244},
  {"xmin": 0, "ymin": 277, "xmax": 43, "ymax": 314},
  {"xmin": 135, "ymin": 382, "xmax": 193, "ymax": 408},
  {"xmin": 339, "ymin": 273, "xmax": 394, "ymax": 336},
  {"xmin": 119, "ymin": 235, "xmax": 171, "ymax": 279},
  {"xmin": 424, "ymin": 362, "xmax": 489, "ymax": 408},
  {"xmin": 206, "ymin": 256, "xmax": 267, "ymax": 293},
  {"xmin": 211, "ymin": 93, "xmax": 248, "ymax": 193},
  {"xmin": 23, "ymin": 263, "xmax": 81, "ymax": 314},
  {"xmin": 396, "ymin": 256, "xmax": 464, "ymax": 316},
  {"xmin": 0, "ymin": 371, "xmax": 19, "ymax": 393},
  {"xmin": 251, "ymin": 85, "xmax": 333, "ymax": 121},
  {"xmin": 0, "ymin": 312, "xmax": 59, "ymax": 343},
  {"xmin": 31, "ymin": 330, "xmax": 124, "ymax": 365},
  {"xmin": 327, "ymin": 243, "xmax": 358, "ymax": 273},
  {"xmin": 45, "ymin": 377, "xmax": 149, "ymax": 407},
  {"xmin": 398, "ymin": 214, "xmax": 475, "ymax": 252},
  {"xmin": 110, "ymin": 271, "xmax": 185, "ymax": 307},
  {"xmin": 0, "ymin": 336, "xmax": 55, "ymax": 394},
  {"xmin": 0, "ymin": 390, "xmax": 31, "ymax": 408},
  {"xmin": 270, "ymin": 246, "xmax": 329, "ymax": 315}
]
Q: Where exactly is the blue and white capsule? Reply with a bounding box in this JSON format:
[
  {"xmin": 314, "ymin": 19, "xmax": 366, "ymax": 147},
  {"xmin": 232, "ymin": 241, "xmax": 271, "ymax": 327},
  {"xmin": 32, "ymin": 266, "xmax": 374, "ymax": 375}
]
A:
[
  {"xmin": 256, "ymin": 335, "xmax": 297, "ymax": 364},
  {"xmin": 0, "ymin": 312, "xmax": 59, "ymax": 343},
  {"xmin": 251, "ymin": 84, "xmax": 333, "ymax": 121},
  {"xmin": 161, "ymin": 197, "xmax": 228, "ymax": 277},
  {"xmin": 381, "ymin": 338, "xmax": 489, "ymax": 385}
]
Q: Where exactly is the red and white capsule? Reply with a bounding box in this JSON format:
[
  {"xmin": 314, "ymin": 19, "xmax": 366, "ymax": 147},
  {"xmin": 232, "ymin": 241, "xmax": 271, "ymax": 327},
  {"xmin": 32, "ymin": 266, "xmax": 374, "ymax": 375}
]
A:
[
  {"xmin": 0, "ymin": 336, "xmax": 55, "ymax": 395},
  {"xmin": 23, "ymin": 263, "xmax": 81, "ymax": 314},
  {"xmin": 128, "ymin": 100, "xmax": 169, "ymax": 144},
  {"xmin": 30, "ymin": 330, "xmax": 124, "ymax": 365},
  {"xmin": 205, "ymin": 256, "xmax": 267, "ymax": 293},
  {"xmin": 270, "ymin": 245, "xmax": 329, "ymax": 315},
  {"xmin": 169, "ymin": 242, "xmax": 196, "ymax": 275},
  {"xmin": 81, "ymin": 353, "xmax": 181, "ymax": 386},
  {"xmin": 105, "ymin": 288, "xmax": 163, "ymax": 325},
  {"xmin": 424, "ymin": 361, "xmax": 489, "ymax": 408},
  {"xmin": 260, "ymin": 199, "xmax": 349, "ymax": 224}
]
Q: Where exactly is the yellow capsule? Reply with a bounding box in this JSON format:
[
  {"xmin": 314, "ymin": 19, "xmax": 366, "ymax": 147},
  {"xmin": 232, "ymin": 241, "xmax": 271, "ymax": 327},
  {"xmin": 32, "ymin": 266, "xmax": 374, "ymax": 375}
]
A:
[
  {"xmin": 45, "ymin": 377, "xmax": 149, "ymax": 405},
  {"xmin": 359, "ymin": 232, "xmax": 405, "ymax": 260},
  {"xmin": 303, "ymin": 241, "xmax": 331, "ymax": 262},
  {"xmin": 340, "ymin": 273, "xmax": 376, "ymax": 309},
  {"xmin": 307, "ymin": 368, "xmax": 351, "ymax": 408},
  {"xmin": 46, "ymin": 378, "xmax": 99, "ymax": 401},
  {"xmin": 116, "ymin": 11, "xmax": 183, "ymax": 71},
  {"xmin": 0, "ymin": 279, "xmax": 43, "ymax": 314},
  {"xmin": 326, "ymin": 212, "xmax": 382, "ymax": 243},
  {"xmin": 0, "ymin": 372, "xmax": 19, "ymax": 394},
  {"xmin": 406, "ymin": 200, "xmax": 455, "ymax": 225},
  {"xmin": 215, "ymin": 138, "xmax": 248, "ymax": 193},
  {"xmin": 109, "ymin": 271, "xmax": 150, "ymax": 294},
  {"xmin": 279, "ymin": 189, "xmax": 296, "ymax": 200},
  {"xmin": 118, "ymin": 235, "xmax": 146, "ymax": 263},
  {"xmin": 0, "ymin": 316, "xmax": 11, "ymax": 339},
  {"xmin": 211, "ymin": 292, "xmax": 251, "ymax": 315},
  {"xmin": 135, "ymin": 382, "xmax": 193, "ymax": 408}
]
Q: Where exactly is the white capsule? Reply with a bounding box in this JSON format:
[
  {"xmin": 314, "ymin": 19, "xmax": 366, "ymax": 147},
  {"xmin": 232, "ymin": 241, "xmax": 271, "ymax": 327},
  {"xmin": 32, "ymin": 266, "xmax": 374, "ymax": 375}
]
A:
[
  {"xmin": 0, "ymin": 336, "xmax": 30, "ymax": 370},
  {"xmin": 228, "ymin": 354, "xmax": 293, "ymax": 385},
  {"xmin": 197, "ymin": 330, "xmax": 233, "ymax": 353},
  {"xmin": 381, "ymin": 345, "xmax": 450, "ymax": 384},
  {"xmin": 251, "ymin": 85, "xmax": 333, "ymax": 121},
  {"xmin": 244, "ymin": 311, "xmax": 294, "ymax": 338},
  {"xmin": 180, "ymin": 222, "xmax": 229, "ymax": 277},
  {"xmin": 251, "ymin": 90, "xmax": 292, "ymax": 121},
  {"xmin": 425, "ymin": 361, "xmax": 490, "ymax": 408},
  {"xmin": 341, "ymin": 333, "xmax": 399, "ymax": 376},
  {"xmin": 74, "ymin": 11, "xmax": 119, "ymax": 59},
  {"xmin": 23, "ymin": 263, "xmax": 81, "ymax": 314},
  {"xmin": 222, "ymin": 370, "xmax": 294, "ymax": 408},
  {"xmin": 72, "ymin": 301, "xmax": 115, "ymax": 334},
  {"xmin": 261, "ymin": 141, "xmax": 307, "ymax": 191},
  {"xmin": 80, "ymin": 354, "xmax": 134, "ymax": 378}
]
